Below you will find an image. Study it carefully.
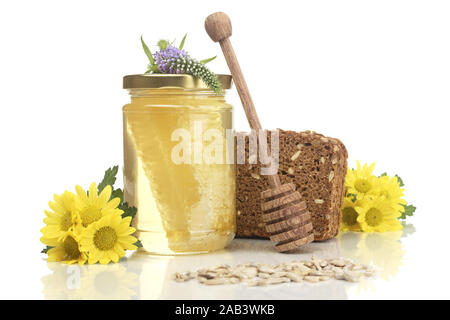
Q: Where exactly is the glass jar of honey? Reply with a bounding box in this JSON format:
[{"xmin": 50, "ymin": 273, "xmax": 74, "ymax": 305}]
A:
[{"xmin": 122, "ymin": 74, "xmax": 235, "ymax": 255}]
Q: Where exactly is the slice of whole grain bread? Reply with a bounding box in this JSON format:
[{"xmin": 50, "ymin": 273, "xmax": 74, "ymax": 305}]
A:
[{"xmin": 236, "ymin": 130, "xmax": 347, "ymax": 241}]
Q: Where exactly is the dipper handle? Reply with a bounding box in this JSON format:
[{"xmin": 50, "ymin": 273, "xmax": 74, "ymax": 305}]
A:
[
  {"xmin": 205, "ymin": 12, "xmax": 262, "ymax": 130},
  {"xmin": 205, "ymin": 12, "xmax": 280, "ymax": 187}
]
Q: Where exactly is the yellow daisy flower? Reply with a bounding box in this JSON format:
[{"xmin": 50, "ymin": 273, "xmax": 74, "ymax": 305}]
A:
[
  {"xmin": 377, "ymin": 175, "xmax": 407, "ymax": 212},
  {"xmin": 345, "ymin": 161, "xmax": 379, "ymax": 198},
  {"xmin": 340, "ymin": 197, "xmax": 365, "ymax": 232},
  {"xmin": 357, "ymin": 197, "xmax": 403, "ymax": 232},
  {"xmin": 40, "ymin": 191, "xmax": 79, "ymax": 244},
  {"xmin": 75, "ymin": 183, "xmax": 122, "ymax": 228},
  {"xmin": 47, "ymin": 232, "xmax": 87, "ymax": 265},
  {"xmin": 80, "ymin": 214, "xmax": 137, "ymax": 264}
]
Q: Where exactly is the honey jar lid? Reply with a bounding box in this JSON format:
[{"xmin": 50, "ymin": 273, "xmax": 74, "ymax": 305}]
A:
[{"xmin": 123, "ymin": 74, "xmax": 232, "ymax": 90}]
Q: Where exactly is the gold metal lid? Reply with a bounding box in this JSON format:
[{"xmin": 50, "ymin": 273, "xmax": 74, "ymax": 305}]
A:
[{"xmin": 123, "ymin": 74, "xmax": 232, "ymax": 90}]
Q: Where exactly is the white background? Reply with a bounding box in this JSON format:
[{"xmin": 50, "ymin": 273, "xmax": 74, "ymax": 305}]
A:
[{"xmin": 0, "ymin": 0, "xmax": 449, "ymax": 299}]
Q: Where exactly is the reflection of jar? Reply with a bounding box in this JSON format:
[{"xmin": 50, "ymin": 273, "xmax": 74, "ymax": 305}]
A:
[{"xmin": 123, "ymin": 74, "xmax": 235, "ymax": 255}]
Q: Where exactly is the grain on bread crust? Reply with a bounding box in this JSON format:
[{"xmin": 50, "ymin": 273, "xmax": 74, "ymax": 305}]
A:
[{"xmin": 236, "ymin": 130, "xmax": 348, "ymax": 241}]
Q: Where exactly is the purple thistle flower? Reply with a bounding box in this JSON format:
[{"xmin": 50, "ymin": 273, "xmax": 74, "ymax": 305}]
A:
[{"xmin": 154, "ymin": 46, "xmax": 188, "ymax": 74}]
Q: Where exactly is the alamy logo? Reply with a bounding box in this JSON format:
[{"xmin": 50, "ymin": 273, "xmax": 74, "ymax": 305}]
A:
[{"xmin": 171, "ymin": 121, "xmax": 279, "ymax": 175}]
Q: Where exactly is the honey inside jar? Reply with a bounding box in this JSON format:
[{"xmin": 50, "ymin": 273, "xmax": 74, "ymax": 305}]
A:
[{"xmin": 123, "ymin": 75, "xmax": 235, "ymax": 255}]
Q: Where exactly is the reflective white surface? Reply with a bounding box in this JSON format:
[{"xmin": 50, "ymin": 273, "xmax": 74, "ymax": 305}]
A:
[
  {"xmin": 38, "ymin": 225, "xmax": 426, "ymax": 300},
  {"xmin": 1, "ymin": 0, "xmax": 450, "ymax": 300}
]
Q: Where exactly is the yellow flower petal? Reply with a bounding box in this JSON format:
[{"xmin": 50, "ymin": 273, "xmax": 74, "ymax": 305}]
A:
[
  {"xmin": 88, "ymin": 183, "xmax": 98, "ymax": 202},
  {"xmin": 97, "ymin": 185, "xmax": 112, "ymax": 206},
  {"xmin": 75, "ymin": 185, "xmax": 89, "ymax": 204},
  {"xmin": 41, "ymin": 191, "xmax": 78, "ymax": 243}
]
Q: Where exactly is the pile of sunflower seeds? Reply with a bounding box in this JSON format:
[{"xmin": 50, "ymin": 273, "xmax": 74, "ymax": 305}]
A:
[{"xmin": 172, "ymin": 257, "xmax": 376, "ymax": 286}]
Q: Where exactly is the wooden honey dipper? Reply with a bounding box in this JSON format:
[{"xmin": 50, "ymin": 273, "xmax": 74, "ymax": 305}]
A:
[{"xmin": 205, "ymin": 12, "xmax": 314, "ymax": 252}]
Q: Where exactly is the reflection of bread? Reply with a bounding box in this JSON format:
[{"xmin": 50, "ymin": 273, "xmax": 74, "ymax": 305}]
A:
[{"xmin": 236, "ymin": 130, "xmax": 348, "ymax": 241}]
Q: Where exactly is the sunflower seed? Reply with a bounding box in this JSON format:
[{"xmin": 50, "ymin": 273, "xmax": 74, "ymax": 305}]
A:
[
  {"xmin": 330, "ymin": 259, "xmax": 346, "ymax": 267},
  {"xmin": 201, "ymin": 278, "xmax": 230, "ymax": 285},
  {"xmin": 286, "ymin": 273, "xmax": 304, "ymax": 282},
  {"xmin": 258, "ymin": 272, "xmax": 271, "ymax": 279},
  {"xmin": 319, "ymin": 276, "xmax": 331, "ymax": 281},
  {"xmin": 257, "ymin": 265, "xmax": 276, "ymax": 274},
  {"xmin": 304, "ymin": 276, "xmax": 321, "ymax": 283},
  {"xmin": 313, "ymin": 261, "xmax": 322, "ymax": 271},
  {"xmin": 198, "ymin": 272, "xmax": 216, "ymax": 280},
  {"xmin": 229, "ymin": 277, "xmax": 240, "ymax": 284},
  {"xmin": 172, "ymin": 257, "xmax": 376, "ymax": 286},
  {"xmin": 329, "ymin": 171, "xmax": 335, "ymax": 182},
  {"xmin": 240, "ymin": 267, "xmax": 258, "ymax": 278},
  {"xmin": 251, "ymin": 173, "xmax": 260, "ymax": 180},
  {"xmin": 291, "ymin": 150, "xmax": 301, "ymax": 161}
]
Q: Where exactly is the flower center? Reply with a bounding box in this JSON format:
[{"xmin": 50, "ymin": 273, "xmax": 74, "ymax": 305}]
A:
[
  {"xmin": 355, "ymin": 178, "xmax": 371, "ymax": 193},
  {"xmin": 63, "ymin": 236, "xmax": 81, "ymax": 260},
  {"xmin": 342, "ymin": 207, "xmax": 358, "ymax": 226},
  {"xmin": 365, "ymin": 208, "xmax": 382, "ymax": 227},
  {"xmin": 60, "ymin": 211, "xmax": 73, "ymax": 231},
  {"xmin": 80, "ymin": 206, "xmax": 102, "ymax": 227},
  {"xmin": 94, "ymin": 226, "xmax": 118, "ymax": 251}
]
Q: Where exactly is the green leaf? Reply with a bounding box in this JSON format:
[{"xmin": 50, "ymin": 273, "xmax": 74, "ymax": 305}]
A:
[
  {"xmin": 151, "ymin": 64, "xmax": 159, "ymax": 72},
  {"xmin": 379, "ymin": 172, "xmax": 387, "ymax": 177},
  {"xmin": 395, "ymin": 175, "xmax": 405, "ymax": 187},
  {"xmin": 119, "ymin": 202, "xmax": 137, "ymax": 220},
  {"xmin": 200, "ymin": 56, "xmax": 217, "ymax": 64},
  {"xmin": 399, "ymin": 204, "xmax": 416, "ymax": 219},
  {"xmin": 98, "ymin": 166, "xmax": 119, "ymax": 193},
  {"xmin": 111, "ymin": 188, "xmax": 124, "ymax": 202},
  {"xmin": 41, "ymin": 246, "xmax": 53, "ymax": 254},
  {"xmin": 157, "ymin": 39, "xmax": 169, "ymax": 50},
  {"xmin": 145, "ymin": 64, "xmax": 160, "ymax": 74},
  {"xmin": 141, "ymin": 35, "xmax": 155, "ymax": 66},
  {"xmin": 179, "ymin": 33, "xmax": 187, "ymax": 50},
  {"xmin": 134, "ymin": 240, "xmax": 143, "ymax": 248}
]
